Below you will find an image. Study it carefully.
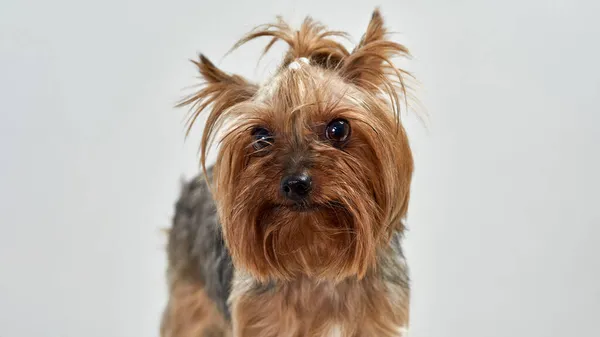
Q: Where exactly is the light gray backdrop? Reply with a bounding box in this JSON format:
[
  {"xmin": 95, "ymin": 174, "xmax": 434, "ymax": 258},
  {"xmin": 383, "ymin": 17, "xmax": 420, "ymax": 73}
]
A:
[{"xmin": 1, "ymin": 0, "xmax": 598, "ymax": 336}]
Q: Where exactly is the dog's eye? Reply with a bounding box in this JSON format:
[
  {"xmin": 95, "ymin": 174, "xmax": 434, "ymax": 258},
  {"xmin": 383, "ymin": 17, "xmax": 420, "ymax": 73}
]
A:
[
  {"xmin": 251, "ymin": 127, "xmax": 274, "ymax": 150},
  {"xmin": 325, "ymin": 119, "xmax": 351, "ymax": 144}
]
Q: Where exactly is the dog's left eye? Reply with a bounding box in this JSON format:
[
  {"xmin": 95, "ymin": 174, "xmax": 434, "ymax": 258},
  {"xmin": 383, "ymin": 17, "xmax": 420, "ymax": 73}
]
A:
[
  {"xmin": 251, "ymin": 127, "xmax": 274, "ymax": 150},
  {"xmin": 325, "ymin": 119, "xmax": 351, "ymax": 144}
]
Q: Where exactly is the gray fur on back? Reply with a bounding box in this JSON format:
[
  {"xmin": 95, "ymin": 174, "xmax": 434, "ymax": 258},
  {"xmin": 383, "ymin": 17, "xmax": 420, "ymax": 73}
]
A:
[{"xmin": 167, "ymin": 168, "xmax": 234, "ymax": 320}]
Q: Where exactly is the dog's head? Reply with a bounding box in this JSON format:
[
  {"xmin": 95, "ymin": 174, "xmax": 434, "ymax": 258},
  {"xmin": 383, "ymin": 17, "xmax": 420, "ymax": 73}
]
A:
[{"xmin": 181, "ymin": 10, "xmax": 414, "ymax": 282}]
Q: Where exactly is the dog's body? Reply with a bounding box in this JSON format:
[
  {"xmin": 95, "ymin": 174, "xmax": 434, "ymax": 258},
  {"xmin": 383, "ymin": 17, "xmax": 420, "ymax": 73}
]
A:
[{"xmin": 162, "ymin": 9, "xmax": 416, "ymax": 337}]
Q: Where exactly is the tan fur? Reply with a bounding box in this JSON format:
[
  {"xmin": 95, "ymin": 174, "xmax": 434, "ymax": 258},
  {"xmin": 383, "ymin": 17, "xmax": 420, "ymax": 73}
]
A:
[
  {"xmin": 231, "ymin": 271, "xmax": 409, "ymax": 337},
  {"xmin": 161, "ymin": 278, "xmax": 231, "ymax": 337}
]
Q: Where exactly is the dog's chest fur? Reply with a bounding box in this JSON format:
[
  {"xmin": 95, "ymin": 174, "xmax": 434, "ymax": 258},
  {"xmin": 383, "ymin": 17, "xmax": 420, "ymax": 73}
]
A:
[{"xmin": 229, "ymin": 250, "xmax": 410, "ymax": 337}]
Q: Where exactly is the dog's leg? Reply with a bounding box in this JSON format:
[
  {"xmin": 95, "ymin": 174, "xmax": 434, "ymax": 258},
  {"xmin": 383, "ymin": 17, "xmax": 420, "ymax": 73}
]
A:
[{"xmin": 161, "ymin": 278, "xmax": 231, "ymax": 337}]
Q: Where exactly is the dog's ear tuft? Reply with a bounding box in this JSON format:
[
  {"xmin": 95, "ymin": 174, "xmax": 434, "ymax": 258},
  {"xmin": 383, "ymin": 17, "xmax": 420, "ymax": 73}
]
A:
[
  {"xmin": 177, "ymin": 54, "xmax": 257, "ymax": 171},
  {"xmin": 195, "ymin": 54, "xmax": 232, "ymax": 84},
  {"xmin": 340, "ymin": 9, "xmax": 414, "ymax": 119},
  {"xmin": 190, "ymin": 54, "xmax": 255, "ymax": 90},
  {"xmin": 342, "ymin": 9, "xmax": 410, "ymax": 89},
  {"xmin": 361, "ymin": 9, "xmax": 386, "ymax": 47}
]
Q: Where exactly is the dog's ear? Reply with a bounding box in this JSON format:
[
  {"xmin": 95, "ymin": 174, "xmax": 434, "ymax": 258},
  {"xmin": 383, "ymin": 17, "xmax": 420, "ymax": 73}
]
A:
[
  {"xmin": 341, "ymin": 10, "xmax": 410, "ymax": 93},
  {"xmin": 194, "ymin": 54, "xmax": 257, "ymax": 92},
  {"xmin": 180, "ymin": 55, "xmax": 256, "ymax": 117},
  {"xmin": 178, "ymin": 54, "xmax": 257, "ymax": 171}
]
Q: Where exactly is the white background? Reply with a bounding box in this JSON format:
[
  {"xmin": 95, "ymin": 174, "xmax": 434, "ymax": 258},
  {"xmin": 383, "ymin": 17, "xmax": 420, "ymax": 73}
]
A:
[{"xmin": 1, "ymin": 0, "xmax": 599, "ymax": 336}]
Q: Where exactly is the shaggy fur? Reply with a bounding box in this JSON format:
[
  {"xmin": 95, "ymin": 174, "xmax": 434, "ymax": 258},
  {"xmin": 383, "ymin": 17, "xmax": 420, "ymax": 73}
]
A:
[{"xmin": 162, "ymin": 8, "xmax": 416, "ymax": 337}]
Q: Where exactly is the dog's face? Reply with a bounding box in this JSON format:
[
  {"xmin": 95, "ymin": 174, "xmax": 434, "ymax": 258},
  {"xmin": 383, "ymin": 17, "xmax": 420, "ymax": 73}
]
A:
[{"xmin": 181, "ymin": 11, "xmax": 414, "ymax": 281}]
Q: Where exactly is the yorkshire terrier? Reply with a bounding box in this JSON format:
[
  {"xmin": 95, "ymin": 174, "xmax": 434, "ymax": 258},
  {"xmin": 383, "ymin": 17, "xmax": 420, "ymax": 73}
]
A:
[{"xmin": 161, "ymin": 8, "xmax": 416, "ymax": 337}]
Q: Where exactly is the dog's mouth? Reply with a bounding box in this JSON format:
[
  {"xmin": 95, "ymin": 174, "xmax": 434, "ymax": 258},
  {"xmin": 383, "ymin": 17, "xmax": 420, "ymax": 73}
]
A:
[
  {"xmin": 272, "ymin": 200, "xmax": 346, "ymax": 213},
  {"xmin": 273, "ymin": 203, "xmax": 321, "ymax": 213}
]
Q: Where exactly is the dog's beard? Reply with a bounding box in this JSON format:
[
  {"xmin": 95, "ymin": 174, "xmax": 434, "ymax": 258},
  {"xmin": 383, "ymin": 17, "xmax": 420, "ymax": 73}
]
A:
[
  {"xmin": 262, "ymin": 203, "xmax": 355, "ymax": 279},
  {"xmin": 222, "ymin": 194, "xmax": 381, "ymax": 282}
]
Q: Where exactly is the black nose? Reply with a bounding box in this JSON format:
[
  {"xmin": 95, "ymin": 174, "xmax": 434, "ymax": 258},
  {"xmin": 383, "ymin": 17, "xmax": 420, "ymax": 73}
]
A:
[{"xmin": 281, "ymin": 174, "xmax": 312, "ymax": 201}]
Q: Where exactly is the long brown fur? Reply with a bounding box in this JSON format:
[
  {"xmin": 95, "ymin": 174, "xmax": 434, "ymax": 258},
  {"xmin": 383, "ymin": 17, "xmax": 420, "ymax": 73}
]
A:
[
  {"xmin": 164, "ymin": 8, "xmax": 416, "ymax": 337},
  {"xmin": 161, "ymin": 279, "xmax": 231, "ymax": 337}
]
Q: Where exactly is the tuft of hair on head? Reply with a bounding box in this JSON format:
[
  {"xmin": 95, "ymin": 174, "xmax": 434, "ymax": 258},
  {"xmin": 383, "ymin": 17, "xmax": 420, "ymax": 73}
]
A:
[{"xmin": 229, "ymin": 15, "xmax": 350, "ymax": 70}]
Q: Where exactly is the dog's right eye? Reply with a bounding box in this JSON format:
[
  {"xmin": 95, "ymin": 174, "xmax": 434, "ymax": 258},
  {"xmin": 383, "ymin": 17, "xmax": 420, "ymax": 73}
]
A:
[{"xmin": 251, "ymin": 127, "xmax": 274, "ymax": 150}]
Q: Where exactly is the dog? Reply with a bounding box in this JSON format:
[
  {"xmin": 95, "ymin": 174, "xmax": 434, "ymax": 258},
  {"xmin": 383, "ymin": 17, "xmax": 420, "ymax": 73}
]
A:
[{"xmin": 161, "ymin": 9, "xmax": 416, "ymax": 337}]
